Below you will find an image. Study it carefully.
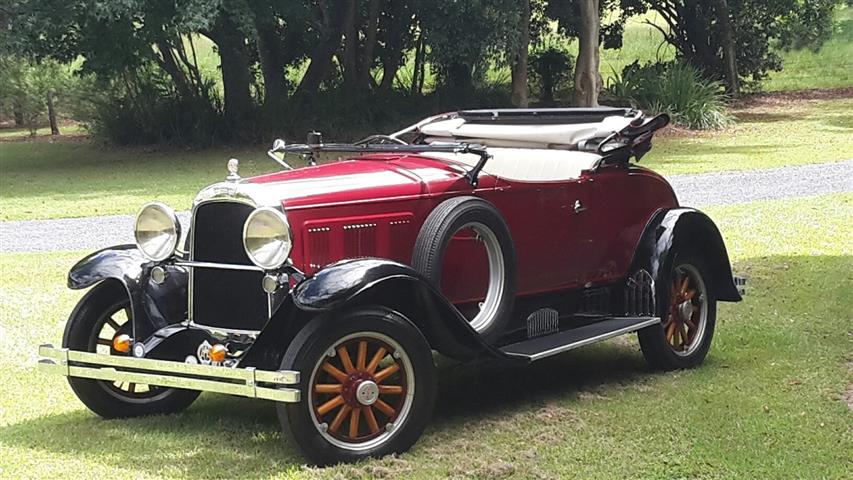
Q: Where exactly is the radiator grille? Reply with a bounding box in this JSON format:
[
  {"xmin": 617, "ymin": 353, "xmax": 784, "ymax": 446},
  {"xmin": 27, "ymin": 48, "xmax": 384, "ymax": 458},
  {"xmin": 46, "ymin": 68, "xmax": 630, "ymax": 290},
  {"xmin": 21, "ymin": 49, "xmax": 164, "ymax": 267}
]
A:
[{"xmin": 190, "ymin": 201, "xmax": 268, "ymax": 331}]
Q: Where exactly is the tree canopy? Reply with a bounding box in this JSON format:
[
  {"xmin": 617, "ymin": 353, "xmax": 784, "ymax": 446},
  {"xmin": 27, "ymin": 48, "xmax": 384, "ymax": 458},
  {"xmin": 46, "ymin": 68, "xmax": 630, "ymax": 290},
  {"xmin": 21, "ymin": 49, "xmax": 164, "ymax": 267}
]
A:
[{"xmin": 0, "ymin": 0, "xmax": 840, "ymax": 143}]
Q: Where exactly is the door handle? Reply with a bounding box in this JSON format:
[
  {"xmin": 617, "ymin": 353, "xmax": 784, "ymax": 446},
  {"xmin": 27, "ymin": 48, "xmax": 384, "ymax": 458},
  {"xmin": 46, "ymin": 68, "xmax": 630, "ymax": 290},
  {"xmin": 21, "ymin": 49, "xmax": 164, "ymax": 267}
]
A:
[{"xmin": 574, "ymin": 199, "xmax": 586, "ymax": 213}]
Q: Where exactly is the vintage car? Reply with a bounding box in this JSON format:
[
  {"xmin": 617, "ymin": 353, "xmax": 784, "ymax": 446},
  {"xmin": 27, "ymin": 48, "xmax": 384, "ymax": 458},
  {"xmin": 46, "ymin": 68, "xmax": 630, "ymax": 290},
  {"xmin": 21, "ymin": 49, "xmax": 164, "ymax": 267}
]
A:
[{"xmin": 38, "ymin": 107, "xmax": 745, "ymax": 465}]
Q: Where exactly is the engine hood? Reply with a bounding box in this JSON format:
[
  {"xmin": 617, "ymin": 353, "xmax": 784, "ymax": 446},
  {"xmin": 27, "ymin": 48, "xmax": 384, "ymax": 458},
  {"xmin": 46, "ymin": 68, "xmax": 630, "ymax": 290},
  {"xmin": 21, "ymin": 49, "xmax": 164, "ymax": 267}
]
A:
[{"xmin": 199, "ymin": 154, "xmax": 471, "ymax": 210}]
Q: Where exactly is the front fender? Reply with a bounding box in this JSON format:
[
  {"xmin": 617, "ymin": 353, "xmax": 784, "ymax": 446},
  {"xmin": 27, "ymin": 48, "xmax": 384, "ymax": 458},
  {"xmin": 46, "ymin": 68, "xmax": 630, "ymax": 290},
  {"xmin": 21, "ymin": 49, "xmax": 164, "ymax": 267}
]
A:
[
  {"xmin": 631, "ymin": 208, "xmax": 742, "ymax": 302},
  {"xmin": 292, "ymin": 258, "xmax": 509, "ymax": 361},
  {"xmin": 68, "ymin": 245, "xmax": 188, "ymax": 338}
]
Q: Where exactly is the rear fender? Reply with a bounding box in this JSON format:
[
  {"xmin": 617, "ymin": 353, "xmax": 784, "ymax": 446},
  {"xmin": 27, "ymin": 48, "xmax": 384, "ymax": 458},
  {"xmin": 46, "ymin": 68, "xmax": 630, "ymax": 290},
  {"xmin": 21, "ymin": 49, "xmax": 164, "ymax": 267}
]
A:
[
  {"xmin": 630, "ymin": 208, "xmax": 742, "ymax": 302},
  {"xmin": 290, "ymin": 258, "xmax": 508, "ymax": 361},
  {"xmin": 68, "ymin": 245, "xmax": 188, "ymax": 338}
]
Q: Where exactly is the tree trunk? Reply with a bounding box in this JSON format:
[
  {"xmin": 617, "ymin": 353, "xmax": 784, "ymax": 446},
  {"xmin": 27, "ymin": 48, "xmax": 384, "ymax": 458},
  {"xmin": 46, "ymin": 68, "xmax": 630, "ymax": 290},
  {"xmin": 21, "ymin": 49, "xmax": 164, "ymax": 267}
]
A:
[
  {"xmin": 406, "ymin": 32, "xmax": 424, "ymax": 94},
  {"xmin": 510, "ymin": 0, "xmax": 530, "ymax": 107},
  {"xmin": 13, "ymin": 100, "xmax": 23, "ymax": 126},
  {"xmin": 713, "ymin": 0, "xmax": 739, "ymax": 96},
  {"xmin": 340, "ymin": 0, "xmax": 359, "ymax": 88},
  {"xmin": 358, "ymin": 0, "xmax": 382, "ymax": 90},
  {"xmin": 574, "ymin": 0, "xmax": 602, "ymax": 107},
  {"xmin": 47, "ymin": 91, "xmax": 60, "ymax": 135},
  {"xmin": 155, "ymin": 40, "xmax": 194, "ymax": 99},
  {"xmin": 297, "ymin": 1, "xmax": 347, "ymax": 96},
  {"xmin": 206, "ymin": 16, "xmax": 253, "ymax": 126},
  {"xmin": 254, "ymin": 22, "xmax": 288, "ymax": 110}
]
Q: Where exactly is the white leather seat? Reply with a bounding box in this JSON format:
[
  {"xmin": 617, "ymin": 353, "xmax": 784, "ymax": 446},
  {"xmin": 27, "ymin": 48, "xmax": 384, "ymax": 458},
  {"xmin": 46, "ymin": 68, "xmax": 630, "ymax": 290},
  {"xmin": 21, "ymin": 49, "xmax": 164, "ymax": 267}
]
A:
[{"xmin": 424, "ymin": 148, "xmax": 601, "ymax": 182}]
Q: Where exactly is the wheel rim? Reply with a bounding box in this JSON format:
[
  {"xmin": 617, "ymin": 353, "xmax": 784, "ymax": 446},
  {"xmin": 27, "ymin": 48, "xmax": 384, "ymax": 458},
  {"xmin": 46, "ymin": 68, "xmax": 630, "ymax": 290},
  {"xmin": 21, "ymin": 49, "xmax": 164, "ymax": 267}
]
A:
[
  {"xmin": 308, "ymin": 332, "xmax": 414, "ymax": 451},
  {"xmin": 457, "ymin": 222, "xmax": 505, "ymax": 333},
  {"xmin": 664, "ymin": 263, "xmax": 708, "ymax": 356},
  {"xmin": 89, "ymin": 299, "xmax": 166, "ymax": 400}
]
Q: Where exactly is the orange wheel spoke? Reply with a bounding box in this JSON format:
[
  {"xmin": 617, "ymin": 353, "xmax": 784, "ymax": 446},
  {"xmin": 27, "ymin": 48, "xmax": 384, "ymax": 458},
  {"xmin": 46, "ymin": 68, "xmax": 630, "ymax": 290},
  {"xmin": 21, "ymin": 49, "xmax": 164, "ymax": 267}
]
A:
[
  {"xmin": 684, "ymin": 289, "xmax": 696, "ymax": 300},
  {"xmin": 378, "ymin": 385, "xmax": 403, "ymax": 395},
  {"xmin": 314, "ymin": 384, "xmax": 343, "ymax": 394},
  {"xmin": 374, "ymin": 399, "xmax": 396, "ymax": 417},
  {"xmin": 349, "ymin": 407, "xmax": 361, "ymax": 439},
  {"xmin": 374, "ymin": 363, "xmax": 400, "ymax": 383},
  {"xmin": 356, "ymin": 340, "xmax": 367, "ymax": 371},
  {"xmin": 679, "ymin": 323, "xmax": 690, "ymax": 345},
  {"xmin": 684, "ymin": 317, "xmax": 697, "ymax": 330},
  {"xmin": 329, "ymin": 404, "xmax": 352, "ymax": 433},
  {"xmin": 321, "ymin": 362, "xmax": 348, "ymax": 383},
  {"xmin": 338, "ymin": 346, "xmax": 355, "ymax": 374},
  {"xmin": 680, "ymin": 276, "xmax": 690, "ymax": 295},
  {"xmin": 366, "ymin": 347, "xmax": 387, "ymax": 374},
  {"xmin": 317, "ymin": 395, "xmax": 345, "ymax": 416},
  {"xmin": 364, "ymin": 406, "xmax": 380, "ymax": 433},
  {"xmin": 666, "ymin": 321, "xmax": 677, "ymax": 343}
]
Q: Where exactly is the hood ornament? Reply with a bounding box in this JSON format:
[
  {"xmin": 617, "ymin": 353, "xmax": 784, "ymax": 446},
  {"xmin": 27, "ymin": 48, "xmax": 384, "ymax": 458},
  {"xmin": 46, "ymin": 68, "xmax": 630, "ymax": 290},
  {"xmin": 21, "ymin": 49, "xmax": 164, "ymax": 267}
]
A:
[{"xmin": 226, "ymin": 158, "xmax": 241, "ymax": 182}]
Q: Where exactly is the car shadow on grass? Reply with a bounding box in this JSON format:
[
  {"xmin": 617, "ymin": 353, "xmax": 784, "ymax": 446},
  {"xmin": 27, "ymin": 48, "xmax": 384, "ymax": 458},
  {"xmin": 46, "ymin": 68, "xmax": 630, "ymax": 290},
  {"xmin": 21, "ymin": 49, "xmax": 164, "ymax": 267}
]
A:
[{"xmin": 0, "ymin": 340, "xmax": 665, "ymax": 476}]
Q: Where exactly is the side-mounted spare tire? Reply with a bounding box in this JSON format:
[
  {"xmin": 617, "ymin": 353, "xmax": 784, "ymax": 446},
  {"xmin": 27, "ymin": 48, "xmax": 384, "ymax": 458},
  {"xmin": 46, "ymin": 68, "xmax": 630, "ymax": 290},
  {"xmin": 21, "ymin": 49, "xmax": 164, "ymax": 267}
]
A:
[{"xmin": 412, "ymin": 196, "xmax": 516, "ymax": 343}]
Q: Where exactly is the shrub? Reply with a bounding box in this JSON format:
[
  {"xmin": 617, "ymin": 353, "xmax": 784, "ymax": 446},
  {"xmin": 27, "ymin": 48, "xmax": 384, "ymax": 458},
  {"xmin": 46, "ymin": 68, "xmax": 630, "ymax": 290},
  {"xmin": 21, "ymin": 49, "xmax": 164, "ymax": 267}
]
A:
[
  {"xmin": 529, "ymin": 46, "xmax": 574, "ymax": 106},
  {"xmin": 605, "ymin": 61, "xmax": 732, "ymax": 130}
]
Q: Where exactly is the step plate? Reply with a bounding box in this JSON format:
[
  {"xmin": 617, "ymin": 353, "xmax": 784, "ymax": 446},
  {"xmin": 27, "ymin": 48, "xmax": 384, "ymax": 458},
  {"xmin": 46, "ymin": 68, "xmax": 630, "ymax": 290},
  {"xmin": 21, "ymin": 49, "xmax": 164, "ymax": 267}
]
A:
[{"xmin": 500, "ymin": 316, "xmax": 660, "ymax": 361}]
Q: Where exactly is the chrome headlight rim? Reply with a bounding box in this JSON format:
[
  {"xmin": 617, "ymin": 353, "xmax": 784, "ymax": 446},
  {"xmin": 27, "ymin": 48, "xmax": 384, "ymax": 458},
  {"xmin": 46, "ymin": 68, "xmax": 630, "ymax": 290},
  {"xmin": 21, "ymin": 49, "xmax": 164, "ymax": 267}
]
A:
[
  {"xmin": 134, "ymin": 202, "xmax": 181, "ymax": 262},
  {"xmin": 242, "ymin": 207, "xmax": 293, "ymax": 270}
]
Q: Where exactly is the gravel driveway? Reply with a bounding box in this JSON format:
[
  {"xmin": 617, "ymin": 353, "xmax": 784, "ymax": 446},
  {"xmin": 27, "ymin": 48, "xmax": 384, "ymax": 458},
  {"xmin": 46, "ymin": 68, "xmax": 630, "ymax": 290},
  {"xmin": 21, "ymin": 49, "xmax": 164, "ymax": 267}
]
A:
[{"xmin": 1, "ymin": 159, "xmax": 850, "ymax": 253}]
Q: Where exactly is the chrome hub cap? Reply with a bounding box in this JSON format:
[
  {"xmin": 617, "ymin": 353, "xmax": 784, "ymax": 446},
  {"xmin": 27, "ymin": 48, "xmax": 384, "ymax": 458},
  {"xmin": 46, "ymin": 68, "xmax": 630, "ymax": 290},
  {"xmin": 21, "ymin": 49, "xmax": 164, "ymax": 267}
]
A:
[{"xmin": 355, "ymin": 380, "xmax": 379, "ymax": 406}]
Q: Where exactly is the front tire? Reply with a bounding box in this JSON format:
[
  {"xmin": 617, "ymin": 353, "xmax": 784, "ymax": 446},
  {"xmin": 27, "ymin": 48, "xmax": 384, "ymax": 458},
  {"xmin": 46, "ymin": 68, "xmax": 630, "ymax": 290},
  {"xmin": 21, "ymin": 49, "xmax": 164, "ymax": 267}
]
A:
[
  {"xmin": 62, "ymin": 281, "xmax": 199, "ymax": 418},
  {"xmin": 279, "ymin": 307, "xmax": 436, "ymax": 465},
  {"xmin": 638, "ymin": 253, "xmax": 717, "ymax": 370}
]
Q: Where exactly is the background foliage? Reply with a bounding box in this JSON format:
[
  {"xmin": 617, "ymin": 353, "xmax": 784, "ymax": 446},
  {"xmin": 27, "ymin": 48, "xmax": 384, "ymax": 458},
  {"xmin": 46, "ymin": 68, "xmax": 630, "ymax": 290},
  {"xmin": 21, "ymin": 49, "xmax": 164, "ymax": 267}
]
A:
[{"xmin": 0, "ymin": 0, "xmax": 844, "ymax": 144}]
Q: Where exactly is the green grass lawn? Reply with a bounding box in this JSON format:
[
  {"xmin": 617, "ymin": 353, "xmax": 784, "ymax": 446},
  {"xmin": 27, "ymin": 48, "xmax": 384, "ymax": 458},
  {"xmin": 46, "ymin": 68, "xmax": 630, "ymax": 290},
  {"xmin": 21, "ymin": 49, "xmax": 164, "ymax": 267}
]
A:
[
  {"xmin": 1, "ymin": 93, "xmax": 850, "ymax": 221},
  {"xmin": 0, "ymin": 192, "xmax": 850, "ymax": 478},
  {"xmin": 763, "ymin": 6, "xmax": 853, "ymax": 92}
]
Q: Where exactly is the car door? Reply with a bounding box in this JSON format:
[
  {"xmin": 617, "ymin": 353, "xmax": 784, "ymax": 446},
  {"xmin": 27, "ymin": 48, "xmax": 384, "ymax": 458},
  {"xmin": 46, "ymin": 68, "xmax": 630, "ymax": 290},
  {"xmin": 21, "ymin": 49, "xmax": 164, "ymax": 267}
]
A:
[{"xmin": 487, "ymin": 177, "xmax": 587, "ymax": 295}]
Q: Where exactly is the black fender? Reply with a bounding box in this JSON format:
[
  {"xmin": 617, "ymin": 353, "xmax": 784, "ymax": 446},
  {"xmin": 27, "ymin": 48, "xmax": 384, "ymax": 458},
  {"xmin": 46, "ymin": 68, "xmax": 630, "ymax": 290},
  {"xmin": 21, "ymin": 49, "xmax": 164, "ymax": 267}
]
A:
[
  {"xmin": 291, "ymin": 258, "xmax": 510, "ymax": 361},
  {"xmin": 68, "ymin": 245, "xmax": 188, "ymax": 339},
  {"xmin": 630, "ymin": 208, "xmax": 742, "ymax": 303}
]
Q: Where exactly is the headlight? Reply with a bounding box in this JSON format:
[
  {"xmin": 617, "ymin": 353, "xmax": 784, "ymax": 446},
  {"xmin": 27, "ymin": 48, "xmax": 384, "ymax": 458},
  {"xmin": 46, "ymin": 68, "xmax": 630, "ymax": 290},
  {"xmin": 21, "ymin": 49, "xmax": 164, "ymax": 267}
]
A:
[
  {"xmin": 243, "ymin": 207, "xmax": 292, "ymax": 270},
  {"xmin": 134, "ymin": 202, "xmax": 181, "ymax": 262}
]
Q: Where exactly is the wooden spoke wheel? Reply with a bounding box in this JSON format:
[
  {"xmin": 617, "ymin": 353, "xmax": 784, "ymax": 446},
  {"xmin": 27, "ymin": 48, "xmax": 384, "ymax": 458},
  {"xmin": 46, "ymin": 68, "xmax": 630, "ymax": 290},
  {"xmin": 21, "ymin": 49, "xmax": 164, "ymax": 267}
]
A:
[
  {"xmin": 63, "ymin": 282, "xmax": 199, "ymax": 418},
  {"xmin": 662, "ymin": 263, "xmax": 709, "ymax": 356},
  {"xmin": 309, "ymin": 332, "xmax": 414, "ymax": 450}
]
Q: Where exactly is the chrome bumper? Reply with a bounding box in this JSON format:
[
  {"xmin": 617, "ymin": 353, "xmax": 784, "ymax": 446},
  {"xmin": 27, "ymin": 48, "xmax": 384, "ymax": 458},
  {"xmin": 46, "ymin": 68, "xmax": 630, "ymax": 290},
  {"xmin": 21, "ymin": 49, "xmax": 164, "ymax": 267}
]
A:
[{"xmin": 37, "ymin": 344, "xmax": 301, "ymax": 403}]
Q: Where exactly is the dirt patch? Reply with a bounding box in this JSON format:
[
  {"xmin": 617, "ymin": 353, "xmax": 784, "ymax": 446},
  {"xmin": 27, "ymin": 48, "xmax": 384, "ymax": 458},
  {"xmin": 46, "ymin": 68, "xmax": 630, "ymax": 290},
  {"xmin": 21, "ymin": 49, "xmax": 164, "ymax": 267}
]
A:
[
  {"xmin": 734, "ymin": 87, "xmax": 853, "ymax": 109},
  {"xmin": 0, "ymin": 133, "xmax": 88, "ymax": 143}
]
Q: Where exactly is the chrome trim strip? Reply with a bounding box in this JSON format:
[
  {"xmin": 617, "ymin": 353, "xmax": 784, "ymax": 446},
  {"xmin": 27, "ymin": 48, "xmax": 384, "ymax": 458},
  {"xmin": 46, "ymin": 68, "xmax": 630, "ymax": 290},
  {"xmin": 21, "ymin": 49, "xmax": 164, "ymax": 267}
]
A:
[
  {"xmin": 175, "ymin": 260, "xmax": 265, "ymax": 272},
  {"xmin": 38, "ymin": 344, "xmax": 300, "ymax": 403},
  {"xmin": 504, "ymin": 317, "xmax": 661, "ymax": 362}
]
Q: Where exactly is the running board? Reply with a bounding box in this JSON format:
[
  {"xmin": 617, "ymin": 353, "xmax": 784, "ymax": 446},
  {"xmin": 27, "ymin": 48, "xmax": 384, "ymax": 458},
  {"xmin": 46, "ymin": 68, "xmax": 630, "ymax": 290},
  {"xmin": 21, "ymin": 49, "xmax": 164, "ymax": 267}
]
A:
[{"xmin": 500, "ymin": 316, "xmax": 660, "ymax": 362}]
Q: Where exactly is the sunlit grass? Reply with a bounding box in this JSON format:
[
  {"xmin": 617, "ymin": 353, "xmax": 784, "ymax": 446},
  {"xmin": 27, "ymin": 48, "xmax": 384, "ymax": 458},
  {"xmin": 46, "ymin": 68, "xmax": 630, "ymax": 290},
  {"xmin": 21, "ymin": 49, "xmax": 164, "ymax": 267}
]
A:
[
  {"xmin": 0, "ymin": 192, "xmax": 850, "ymax": 478},
  {"xmin": 763, "ymin": 6, "xmax": 853, "ymax": 92}
]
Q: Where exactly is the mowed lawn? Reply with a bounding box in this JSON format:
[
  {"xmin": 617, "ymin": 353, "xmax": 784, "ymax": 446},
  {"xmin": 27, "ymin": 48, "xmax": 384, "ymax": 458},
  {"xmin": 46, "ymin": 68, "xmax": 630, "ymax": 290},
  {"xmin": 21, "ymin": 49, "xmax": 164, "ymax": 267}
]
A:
[
  {"xmin": 1, "ymin": 93, "xmax": 851, "ymax": 222},
  {"xmin": 0, "ymin": 192, "xmax": 850, "ymax": 479}
]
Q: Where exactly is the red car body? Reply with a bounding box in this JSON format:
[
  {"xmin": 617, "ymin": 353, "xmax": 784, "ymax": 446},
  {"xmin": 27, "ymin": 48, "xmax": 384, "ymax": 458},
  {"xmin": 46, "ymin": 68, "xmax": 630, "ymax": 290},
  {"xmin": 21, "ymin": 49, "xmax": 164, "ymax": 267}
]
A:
[{"xmin": 252, "ymin": 153, "xmax": 676, "ymax": 319}]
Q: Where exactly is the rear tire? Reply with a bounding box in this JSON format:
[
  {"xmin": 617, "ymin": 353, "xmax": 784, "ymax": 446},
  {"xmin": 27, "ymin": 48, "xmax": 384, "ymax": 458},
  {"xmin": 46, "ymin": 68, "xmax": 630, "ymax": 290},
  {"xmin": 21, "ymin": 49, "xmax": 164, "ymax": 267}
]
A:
[
  {"xmin": 63, "ymin": 282, "xmax": 199, "ymax": 418},
  {"xmin": 412, "ymin": 196, "xmax": 516, "ymax": 342},
  {"xmin": 279, "ymin": 307, "xmax": 436, "ymax": 465},
  {"xmin": 638, "ymin": 253, "xmax": 717, "ymax": 370}
]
